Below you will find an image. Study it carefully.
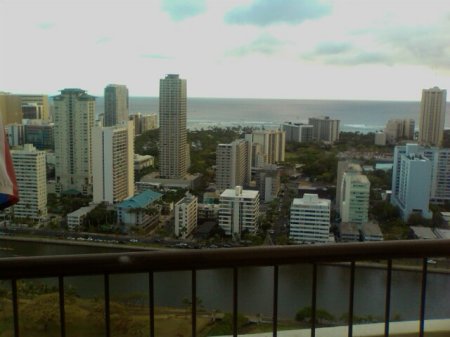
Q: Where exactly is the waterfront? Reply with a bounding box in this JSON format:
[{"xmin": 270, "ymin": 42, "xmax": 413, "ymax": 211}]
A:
[
  {"xmin": 92, "ymin": 97, "xmax": 450, "ymax": 133},
  {"xmin": 1, "ymin": 239, "xmax": 449, "ymax": 322}
]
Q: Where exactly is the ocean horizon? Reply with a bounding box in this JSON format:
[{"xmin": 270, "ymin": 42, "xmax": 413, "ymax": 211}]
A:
[{"xmin": 92, "ymin": 96, "xmax": 450, "ymax": 133}]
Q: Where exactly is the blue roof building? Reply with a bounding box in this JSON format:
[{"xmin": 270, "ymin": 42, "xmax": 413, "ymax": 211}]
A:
[{"xmin": 117, "ymin": 190, "xmax": 163, "ymax": 233}]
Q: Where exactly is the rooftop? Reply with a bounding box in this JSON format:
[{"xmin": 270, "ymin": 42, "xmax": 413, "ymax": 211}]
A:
[{"xmin": 118, "ymin": 190, "xmax": 162, "ymax": 209}]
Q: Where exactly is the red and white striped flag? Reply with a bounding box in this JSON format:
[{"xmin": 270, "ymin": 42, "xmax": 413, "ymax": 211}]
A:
[{"xmin": 0, "ymin": 121, "xmax": 19, "ymax": 209}]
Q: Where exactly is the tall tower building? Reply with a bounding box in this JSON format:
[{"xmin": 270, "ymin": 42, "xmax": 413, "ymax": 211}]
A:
[
  {"xmin": 104, "ymin": 84, "xmax": 129, "ymax": 127},
  {"xmin": 216, "ymin": 139, "xmax": 251, "ymax": 191},
  {"xmin": 159, "ymin": 74, "xmax": 188, "ymax": 179},
  {"xmin": 418, "ymin": 87, "xmax": 446, "ymax": 146},
  {"xmin": 53, "ymin": 89, "xmax": 95, "ymax": 195},
  {"xmin": 11, "ymin": 144, "xmax": 47, "ymax": 219},
  {"xmin": 93, "ymin": 121, "xmax": 135, "ymax": 204}
]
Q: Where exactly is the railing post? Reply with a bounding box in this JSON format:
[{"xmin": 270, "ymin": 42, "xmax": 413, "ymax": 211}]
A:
[
  {"xmin": 311, "ymin": 263, "xmax": 317, "ymax": 337},
  {"xmin": 192, "ymin": 269, "xmax": 197, "ymax": 337},
  {"xmin": 348, "ymin": 261, "xmax": 355, "ymax": 337},
  {"xmin": 233, "ymin": 267, "xmax": 238, "ymax": 337},
  {"xmin": 104, "ymin": 274, "xmax": 110, "ymax": 337},
  {"xmin": 384, "ymin": 259, "xmax": 392, "ymax": 337},
  {"xmin": 273, "ymin": 265, "xmax": 278, "ymax": 337},
  {"xmin": 149, "ymin": 272, "xmax": 155, "ymax": 337},
  {"xmin": 419, "ymin": 258, "xmax": 428, "ymax": 337},
  {"xmin": 59, "ymin": 276, "xmax": 66, "ymax": 337},
  {"xmin": 11, "ymin": 278, "xmax": 19, "ymax": 337}
]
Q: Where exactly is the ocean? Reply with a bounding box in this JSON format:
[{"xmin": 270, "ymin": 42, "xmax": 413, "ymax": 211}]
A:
[{"xmin": 94, "ymin": 97, "xmax": 450, "ymax": 133}]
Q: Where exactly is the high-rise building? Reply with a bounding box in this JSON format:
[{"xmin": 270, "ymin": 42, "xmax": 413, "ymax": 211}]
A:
[
  {"xmin": 18, "ymin": 95, "xmax": 50, "ymax": 121},
  {"xmin": 0, "ymin": 92, "xmax": 22, "ymax": 125},
  {"xmin": 104, "ymin": 84, "xmax": 129, "ymax": 127},
  {"xmin": 289, "ymin": 194, "xmax": 331, "ymax": 244},
  {"xmin": 245, "ymin": 129, "xmax": 285, "ymax": 167},
  {"xmin": 219, "ymin": 186, "xmax": 260, "ymax": 237},
  {"xmin": 340, "ymin": 164, "xmax": 370, "ymax": 225},
  {"xmin": 129, "ymin": 113, "xmax": 158, "ymax": 136},
  {"xmin": 392, "ymin": 144, "xmax": 450, "ymax": 209},
  {"xmin": 174, "ymin": 193, "xmax": 198, "ymax": 239},
  {"xmin": 385, "ymin": 118, "xmax": 415, "ymax": 144},
  {"xmin": 159, "ymin": 74, "xmax": 188, "ymax": 179},
  {"xmin": 418, "ymin": 87, "xmax": 446, "ymax": 146},
  {"xmin": 11, "ymin": 144, "xmax": 47, "ymax": 219},
  {"xmin": 53, "ymin": 88, "xmax": 95, "ymax": 195},
  {"xmin": 391, "ymin": 144, "xmax": 433, "ymax": 220},
  {"xmin": 282, "ymin": 122, "xmax": 313, "ymax": 143},
  {"xmin": 255, "ymin": 164, "xmax": 280, "ymax": 203},
  {"xmin": 6, "ymin": 124, "xmax": 24, "ymax": 147},
  {"xmin": 308, "ymin": 116, "xmax": 340, "ymax": 144},
  {"xmin": 92, "ymin": 121, "xmax": 134, "ymax": 204},
  {"xmin": 24, "ymin": 120, "xmax": 54, "ymax": 150},
  {"xmin": 216, "ymin": 139, "xmax": 251, "ymax": 191}
]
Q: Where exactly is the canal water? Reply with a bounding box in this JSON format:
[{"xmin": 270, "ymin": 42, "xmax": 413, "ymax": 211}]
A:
[{"xmin": 0, "ymin": 239, "xmax": 449, "ymax": 321}]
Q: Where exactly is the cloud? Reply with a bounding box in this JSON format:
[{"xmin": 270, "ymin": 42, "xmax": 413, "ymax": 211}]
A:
[
  {"xmin": 225, "ymin": 0, "xmax": 331, "ymax": 26},
  {"xmin": 36, "ymin": 22, "xmax": 54, "ymax": 30},
  {"xmin": 141, "ymin": 53, "xmax": 171, "ymax": 60},
  {"xmin": 228, "ymin": 34, "xmax": 286, "ymax": 56},
  {"xmin": 314, "ymin": 42, "xmax": 352, "ymax": 55},
  {"xmin": 95, "ymin": 37, "xmax": 110, "ymax": 45},
  {"xmin": 161, "ymin": 0, "xmax": 206, "ymax": 21},
  {"xmin": 302, "ymin": 17, "xmax": 450, "ymax": 71}
]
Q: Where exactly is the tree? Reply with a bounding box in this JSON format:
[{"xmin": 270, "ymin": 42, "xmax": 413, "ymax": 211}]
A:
[{"xmin": 295, "ymin": 306, "xmax": 335, "ymax": 324}]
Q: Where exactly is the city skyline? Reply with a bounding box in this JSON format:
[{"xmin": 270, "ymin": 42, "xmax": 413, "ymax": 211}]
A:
[{"xmin": 1, "ymin": 0, "xmax": 450, "ymax": 100}]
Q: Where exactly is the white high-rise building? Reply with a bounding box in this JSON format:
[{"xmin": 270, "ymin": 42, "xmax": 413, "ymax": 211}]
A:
[
  {"xmin": 245, "ymin": 129, "xmax": 285, "ymax": 167},
  {"xmin": 54, "ymin": 88, "xmax": 95, "ymax": 195},
  {"xmin": 104, "ymin": 84, "xmax": 129, "ymax": 127},
  {"xmin": 340, "ymin": 164, "xmax": 370, "ymax": 225},
  {"xmin": 93, "ymin": 121, "xmax": 134, "ymax": 204},
  {"xmin": 391, "ymin": 144, "xmax": 433, "ymax": 220},
  {"xmin": 289, "ymin": 194, "xmax": 331, "ymax": 244},
  {"xmin": 11, "ymin": 144, "xmax": 47, "ymax": 219},
  {"xmin": 159, "ymin": 74, "xmax": 188, "ymax": 179},
  {"xmin": 308, "ymin": 116, "xmax": 340, "ymax": 144},
  {"xmin": 216, "ymin": 139, "xmax": 251, "ymax": 191},
  {"xmin": 219, "ymin": 186, "xmax": 260, "ymax": 237},
  {"xmin": 418, "ymin": 87, "xmax": 446, "ymax": 146},
  {"xmin": 175, "ymin": 193, "xmax": 198, "ymax": 239}
]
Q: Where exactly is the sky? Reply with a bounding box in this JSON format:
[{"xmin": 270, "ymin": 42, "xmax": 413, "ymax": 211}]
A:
[{"xmin": 1, "ymin": 0, "xmax": 450, "ymax": 100}]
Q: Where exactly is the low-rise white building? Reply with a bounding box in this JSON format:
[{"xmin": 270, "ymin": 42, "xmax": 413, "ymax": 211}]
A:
[
  {"xmin": 289, "ymin": 194, "xmax": 331, "ymax": 244},
  {"xmin": 175, "ymin": 193, "xmax": 198, "ymax": 239},
  {"xmin": 67, "ymin": 204, "xmax": 97, "ymax": 231},
  {"xmin": 219, "ymin": 186, "xmax": 260, "ymax": 237},
  {"xmin": 134, "ymin": 154, "xmax": 154, "ymax": 171}
]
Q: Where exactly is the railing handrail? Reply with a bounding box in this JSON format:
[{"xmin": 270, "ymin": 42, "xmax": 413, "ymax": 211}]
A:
[{"xmin": 1, "ymin": 239, "xmax": 450, "ymax": 279}]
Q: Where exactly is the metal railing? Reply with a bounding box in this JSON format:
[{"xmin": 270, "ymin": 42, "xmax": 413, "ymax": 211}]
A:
[{"xmin": 1, "ymin": 239, "xmax": 450, "ymax": 337}]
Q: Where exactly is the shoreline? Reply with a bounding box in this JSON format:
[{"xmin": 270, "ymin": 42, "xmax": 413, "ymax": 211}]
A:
[{"xmin": 1, "ymin": 235, "xmax": 449, "ymax": 274}]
